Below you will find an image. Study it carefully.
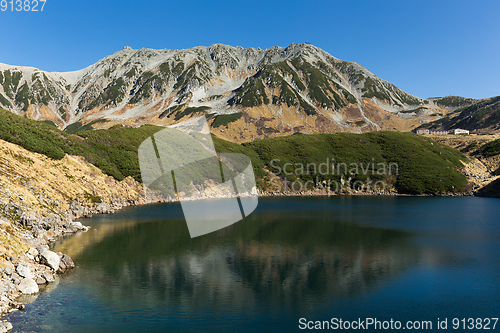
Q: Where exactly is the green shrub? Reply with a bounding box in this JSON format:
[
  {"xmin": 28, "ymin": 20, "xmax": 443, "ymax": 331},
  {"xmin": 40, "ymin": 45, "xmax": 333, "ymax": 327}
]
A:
[
  {"xmin": 437, "ymin": 96, "xmax": 470, "ymax": 107},
  {"xmin": 211, "ymin": 113, "xmax": 243, "ymax": 128},
  {"xmin": 0, "ymin": 93, "xmax": 12, "ymax": 108},
  {"xmin": 245, "ymin": 131, "xmax": 467, "ymax": 194},
  {"xmin": 476, "ymin": 138, "xmax": 500, "ymax": 158},
  {"xmin": 42, "ymin": 120, "xmax": 57, "ymax": 127},
  {"xmin": 159, "ymin": 104, "xmax": 184, "ymax": 119},
  {"xmin": 84, "ymin": 192, "xmax": 102, "ymax": 204},
  {"xmin": 0, "ymin": 108, "xmax": 469, "ymax": 194},
  {"xmin": 64, "ymin": 119, "xmax": 109, "ymax": 134},
  {"xmin": 174, "ymin": 106, "xmax": 211, "ymax": 121}
]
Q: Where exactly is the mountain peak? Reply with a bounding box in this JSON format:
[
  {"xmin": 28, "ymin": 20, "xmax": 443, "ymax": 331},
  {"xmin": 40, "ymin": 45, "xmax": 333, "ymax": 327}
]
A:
[{"xmin": 0, "ymin": 43, "xmax": 444, "ymax": 141}]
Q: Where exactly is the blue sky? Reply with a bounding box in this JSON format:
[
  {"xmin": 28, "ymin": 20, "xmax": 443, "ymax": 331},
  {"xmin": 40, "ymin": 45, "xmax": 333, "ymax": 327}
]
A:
[{"xmin": 1, "ymin": 0, "xmax": 498, "ymax": 99}]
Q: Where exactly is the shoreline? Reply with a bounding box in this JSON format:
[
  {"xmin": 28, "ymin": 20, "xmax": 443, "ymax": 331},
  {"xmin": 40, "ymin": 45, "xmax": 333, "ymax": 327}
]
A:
[
  {"xmin": 0, "ymin": 186, "xmax": 497, "ymax": 332},
  {"xmin": 0, "ymin": 186, "xmax": 169, "ymax": 333}
]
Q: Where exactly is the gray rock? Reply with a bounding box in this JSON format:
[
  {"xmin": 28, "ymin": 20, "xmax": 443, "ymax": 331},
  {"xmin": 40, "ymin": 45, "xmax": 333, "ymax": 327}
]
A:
[
  {"xmin": 0, "ymin": 281, "xmax": 11, "ymax": 295},
  {"xmin": 36, "ymin": 245, "xmax": 49, "ymax": 253},
  {"xmin": 16, "ymin": 264, "xmax": 34, "ymax": 279},
  {"xmin": 17, "ymin": 278, "xmax": 38, "ymax": 294},
  {"xmin": 11, "ymin": 273, "xmax": 21, "ymax": 285},
  {"xmin": 19, "ymin": 213, "xmax": 36, "ymax": 227},
  {"xmin": 39, "ymin": 250, "xmax": 60, "ymax": 271},
  {"xmin": 3, "ymin": 202, "xmax": 20, "ymax": 215},
  {"xmin": 42, "ymin": 273, "xmax": 55, "ymax": 283},
  {"xmin": 3, "ymin": 267, "xmax": 12, "ymax": 276},
  {"xmin": 58, "ymin": 254, "xmax": 75, "ymax": 272},
  {"xmin": 39, "ymin": 215, "xmax": 62, "ymax": 231},
  {"xmin": 0, "ymin": 321, "xmax": 13, "ymax": 333},
  {"xmin": 58, "ymin": 261, "xmax": 66, "ymax": 272},
  {"xmin": 95, "ymin": 203, "xmax": 111, "ymax": 214},
  {"xmin": 35, "ymin": 276, "xmax": 46, "ymax": 285},
  {"xmin": 69, "ymin": 202, "xmax": 87, "ymax": 217}
]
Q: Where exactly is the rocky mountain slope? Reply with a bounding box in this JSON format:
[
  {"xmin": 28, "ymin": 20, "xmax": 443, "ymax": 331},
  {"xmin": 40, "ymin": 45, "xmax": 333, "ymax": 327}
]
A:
[
  {"xmin": 0, "ymin": 43, "xmax": 451, "ymax": 142},
  {"xmin": 0, "ymin": 136, "xmax": 168, "ymax": 326},
  {"xmin": 417, "ymin": 95, "xmax": 500, "ymax": 134}
]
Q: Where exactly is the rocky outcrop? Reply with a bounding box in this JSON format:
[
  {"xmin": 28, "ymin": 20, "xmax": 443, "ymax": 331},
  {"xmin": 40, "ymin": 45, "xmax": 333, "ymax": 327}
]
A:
[
  {"xmin": 17, "ymin": 279, "xmax": 38, "ymax": 295},
  {"xmin": 0, "ymin": 138, "xmax": 169, "ymax": 331},
  {"xmin": 38, "ymin": 248, "xmax": 60, "ymax": 271},
  {"xmin": 0, "ymin": 43, "xmax": 447, "ymax": 141}
]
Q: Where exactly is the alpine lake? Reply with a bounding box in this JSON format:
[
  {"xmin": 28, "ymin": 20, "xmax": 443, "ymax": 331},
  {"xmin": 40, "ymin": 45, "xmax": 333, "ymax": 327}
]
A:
[{"xmin": 6, "ymin": 196, "xmax": 500, "ymax": 332}]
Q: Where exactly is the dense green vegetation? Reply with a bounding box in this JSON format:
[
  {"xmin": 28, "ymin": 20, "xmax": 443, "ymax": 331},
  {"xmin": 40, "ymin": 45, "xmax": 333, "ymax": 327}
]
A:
[
  {"xmin": 59, "ymin": 106, "xmax": 67, "ymax": 119},
  {"xmin": 159, "ymin": 62, "xmax": 170, "ymax": 74},
  {"xmin": 362, "ymin": 77, "xmax": 392, "ymax": 102},
  {"xmin": 0, "ymin": 93, "xmax": 12, "ymax": 108},
  {"xmin": 226, "ymin": 58, "xmax": 357, "ymax": 115},
  {"xmin": 174, "ymin": 106, "xmax": 212, "ymax": 121},
  {"xmin": 229, "ymin": 78, "xmax": 269, "ymax": 107},
  {"xmin": 211, "ymin": 113, "xmax": 243, "ymax": 128},
  {"xmin": 15, "ymin": 83, "xmax": 30, "ymax": 111},
  {"xmin": 76, "ymin": 125, "xmax": 165, "ymax": 181},
  {"xmin": 0, "ymin": 109, "xmax": 69, "ymax": 159},
  {"xmin": 129, "ymin": 71, "xmax": 168, "ymax": 104},
  {"xmin": 42, "ymin": 120, "xmax": 57, "ymax": 127},
  {"xmin": 273, "ymin": 62, "xmax": 306, "ymax": 91},
  {"xmin": 125, "ymin": 67, "xmax": 137, "ymax": 78},
  {"xmin": 399, "ymin": 107, "xmax": 427, "ymax": 114},
  {"xmin": 63, "ymin": 122, "xmax": 83, "ymax": 134},
  {"xmin": 290, "ymin": 58, "xmax": 346, "ymax": 110},
  {"xmin": 173, "ymin": 61, "xmax": 209, "ymax": 92},
  {"xmin": 0, "ymin": 109, "xmax": 161, "ymax": 181},
  {"xmin": 64, "ymin": 119, "xmax": 109, "ymax": 134},
  {"xmin": 418, "ymin": 96, "xmax": 500, "ymax": 132},
  {"xmin": 84, "ymin": 78, "xmax": 127, "ymax": 110},
  {"xmin": 0, "ymin": 108, "xmax": 468, "ymax": 194},
  {"xmin": 475, "ymin": 138, "xmax": 500, "ymax": 158},
  {"xmin": 172, "ymin": 61, "xmax": 184, "ymax": 77},
  {"xmin": 244, "ymin": 131, "xmax": 467, "ymax": 194},
  {"xmin": 437, "ymin": 96, "xmax": 472, "ymax": 107},
  {"xmin": 159, "ymin": 104, "xmax": 184, "ymax": 119}
]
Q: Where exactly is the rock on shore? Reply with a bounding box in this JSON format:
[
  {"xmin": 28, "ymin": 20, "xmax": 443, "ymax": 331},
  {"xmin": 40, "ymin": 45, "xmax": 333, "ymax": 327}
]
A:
[{"xmin": 0, "ymin": 138, "xmax": 170, "ymax": 331}]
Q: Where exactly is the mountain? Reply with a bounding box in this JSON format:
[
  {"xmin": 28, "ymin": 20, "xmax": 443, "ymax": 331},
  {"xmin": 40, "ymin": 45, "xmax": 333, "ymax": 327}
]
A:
[
  {"xmin": 0, "ymin": 107, "xmax": 470, "ymax": 195},
  {"xmin": 0, "ymin": 43, "xmax": 450, "ymax": 142},
  {"xmin": 417, "ymin": 95, "xmax": 500, "ymax": 134}
]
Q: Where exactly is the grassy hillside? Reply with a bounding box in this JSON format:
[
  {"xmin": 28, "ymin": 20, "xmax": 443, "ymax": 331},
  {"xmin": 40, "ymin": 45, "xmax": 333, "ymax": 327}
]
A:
[
  {"xmin": 0, "ymin": 109, "xmax": 468, "ymax": 194},
  {"xmin": 475, "ymin": 138, "xmax": 500, "ymax": 158},
  {"xmin": 418, "ymin": 96, "xmax": 500, "ymax": 133},
  {"xmin": 244, "ymin": 132, "xmax": 468, "ymax": 194},
  {"xmin": 0, "ymin": 109, "xmax": 162, "ymax": 181}
]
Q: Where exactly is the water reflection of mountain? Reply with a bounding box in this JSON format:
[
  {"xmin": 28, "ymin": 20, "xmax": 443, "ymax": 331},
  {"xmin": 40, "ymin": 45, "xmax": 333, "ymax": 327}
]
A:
[{"xmin": 55, "ymin": 213, "xmax": 418, "ymax": 311}]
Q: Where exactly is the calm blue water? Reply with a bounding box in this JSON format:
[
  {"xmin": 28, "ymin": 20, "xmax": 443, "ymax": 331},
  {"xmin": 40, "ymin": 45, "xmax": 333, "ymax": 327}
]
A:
[{"xmin": 7, "ymin": 196, "xmax": 500, "ymax": 332}]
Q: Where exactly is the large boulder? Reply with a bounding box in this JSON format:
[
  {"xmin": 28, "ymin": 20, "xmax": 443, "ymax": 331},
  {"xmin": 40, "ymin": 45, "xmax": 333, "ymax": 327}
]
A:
[
  {"xmin": 16, "ymin": 263, "xmax": 34, "ymax": 280},
  {"xmin": 58, "ymin": 254, "xmax": 75, "ymax": 273},
  {"xmin": 69, "ymin": 202, "xmax": 87, "ymax": 217},
  {"xmin": 95, "ymin": 203, "xmax": 111, "ymax": 214},
  {"xmin": 18, "ymin": 278, "xmax": 39, "ymax": 294},
  {"xmin": 39, "ymin": 250, "xmax": 60, "ymax": 271},
  {"xmin": 19, "ymin": 213, "xmax": 36, "ymax": 227},
  {"xmin": 0, "ymin": 321, "xmax": 13, "ymax": 333},
  {"xmin": 3, "ymin": 202, "xmax": 22, "ymax": 217},
  {"xmin": 39, "ymin": 215, "xmax": 62, "ymax": 230},
  {"xmin": 63, "ymin": 222, "xmax": 90, "ymax": 233}
]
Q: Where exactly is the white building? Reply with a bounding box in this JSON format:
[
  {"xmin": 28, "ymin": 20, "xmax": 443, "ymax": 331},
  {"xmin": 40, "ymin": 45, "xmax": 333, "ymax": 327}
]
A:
[
  {"xmin": 451, "ymin": 128, "xmax": 470, "ymax": 135},
  {"xmin": 416, "ymin": 129, "xmax": 430, "ymax": 135}
]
